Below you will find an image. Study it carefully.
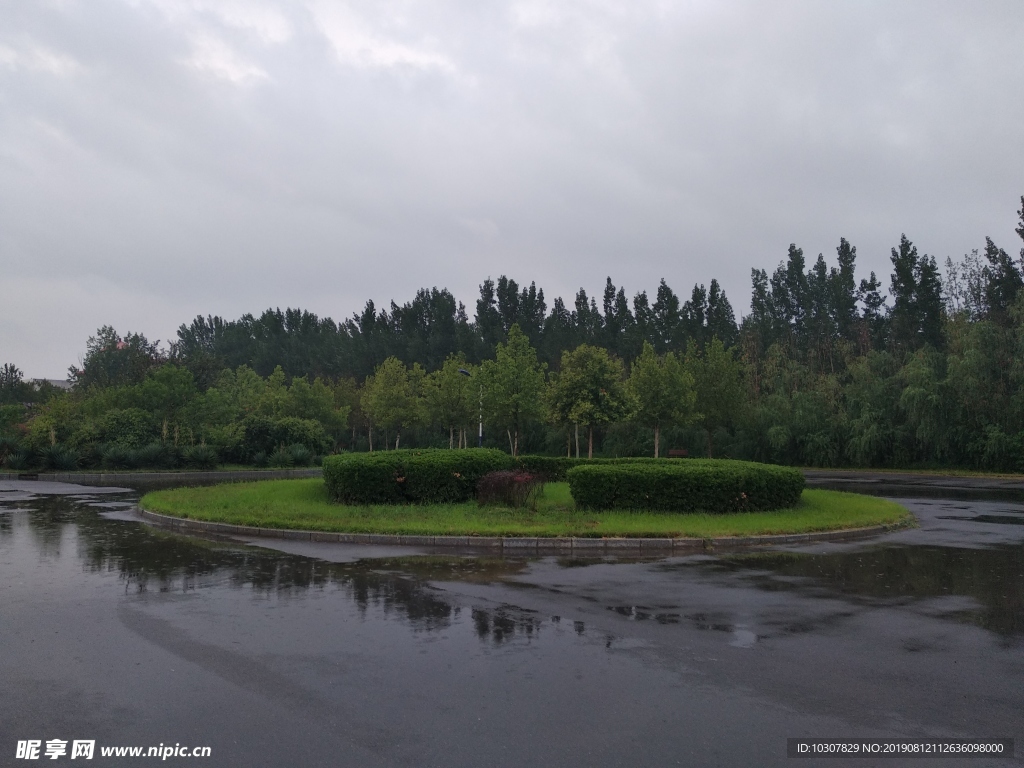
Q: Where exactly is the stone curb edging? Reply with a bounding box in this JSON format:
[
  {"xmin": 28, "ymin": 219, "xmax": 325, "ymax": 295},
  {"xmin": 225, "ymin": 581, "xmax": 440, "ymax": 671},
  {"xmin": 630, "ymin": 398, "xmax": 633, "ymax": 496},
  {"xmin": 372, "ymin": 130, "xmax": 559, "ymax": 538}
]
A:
[
  {"xmin": 0, "ymin": 468, "xmax": 322, "ymax": 486},
  {"xmin": 136, "ymin": 507, "xmax": 905, "ymax": 554}
]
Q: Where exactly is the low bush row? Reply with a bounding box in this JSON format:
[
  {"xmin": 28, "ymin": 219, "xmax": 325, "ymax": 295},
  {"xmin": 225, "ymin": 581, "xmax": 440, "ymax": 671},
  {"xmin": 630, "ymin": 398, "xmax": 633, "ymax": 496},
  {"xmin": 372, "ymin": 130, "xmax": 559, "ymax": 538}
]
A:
[
  {"xmin": 3, "ymin": 412, "xmax": 332, "ymax": 468},
  {"xmin": 1, "ymin": 442, "xmax": 225, "ymax": 471},
  {"xmin": 1, "ymin": 438, "xmax": 329, "ymax": 473},
  {"xmin": 322, "ymin": 450, "xmax": 805, "ymax": 513},
  {"xmin": 322, "ymin": 449, "xmax": 514, "ymax": 504},
  {"xmin": 514, "ymin": 455, "xmax": 666, "ymax": 481},
  {"xmin": 566, "ymin": 460, "xmax": 805, "ymax": 513}
]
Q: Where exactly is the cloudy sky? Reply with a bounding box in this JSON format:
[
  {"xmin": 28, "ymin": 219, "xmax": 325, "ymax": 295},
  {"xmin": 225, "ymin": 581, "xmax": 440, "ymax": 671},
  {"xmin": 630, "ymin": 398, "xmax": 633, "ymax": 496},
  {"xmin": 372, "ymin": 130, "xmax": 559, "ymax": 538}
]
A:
[{"xmin": 2, "ymin": 0, "xmax": 1022, "ymax": 377}]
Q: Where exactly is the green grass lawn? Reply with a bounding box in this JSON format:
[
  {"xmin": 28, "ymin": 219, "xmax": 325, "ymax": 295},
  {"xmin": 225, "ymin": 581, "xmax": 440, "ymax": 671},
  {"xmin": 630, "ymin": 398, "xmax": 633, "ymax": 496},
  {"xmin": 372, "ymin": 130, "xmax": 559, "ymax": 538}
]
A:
[{"xmin": 141, "ymin": 479, "xmax": 912, "ymax": 538}]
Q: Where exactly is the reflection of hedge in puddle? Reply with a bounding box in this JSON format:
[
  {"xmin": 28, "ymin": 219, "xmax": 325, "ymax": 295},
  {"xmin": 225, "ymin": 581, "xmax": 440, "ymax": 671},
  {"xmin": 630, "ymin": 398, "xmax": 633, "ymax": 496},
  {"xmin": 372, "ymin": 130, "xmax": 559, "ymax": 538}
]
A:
[{"xmin": 142, "ymin": 479, "xmax": 911, "ymax": 539}]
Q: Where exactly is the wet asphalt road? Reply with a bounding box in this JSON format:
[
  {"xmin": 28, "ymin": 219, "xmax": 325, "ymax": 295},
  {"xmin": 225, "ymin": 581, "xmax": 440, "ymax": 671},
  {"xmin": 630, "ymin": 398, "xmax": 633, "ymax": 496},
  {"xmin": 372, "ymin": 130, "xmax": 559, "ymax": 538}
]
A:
[{"xmin": 0, "ymin": 481, "xmax": 1022, "ymax": 767}]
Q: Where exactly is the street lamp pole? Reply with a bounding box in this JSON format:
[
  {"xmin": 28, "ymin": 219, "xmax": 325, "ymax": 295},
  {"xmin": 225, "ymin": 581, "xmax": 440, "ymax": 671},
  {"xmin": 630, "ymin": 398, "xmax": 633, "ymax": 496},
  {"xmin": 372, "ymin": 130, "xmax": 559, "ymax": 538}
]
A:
[{"xmin": 458, "ymin": 368, "xmax": 483, "ymax": 448}]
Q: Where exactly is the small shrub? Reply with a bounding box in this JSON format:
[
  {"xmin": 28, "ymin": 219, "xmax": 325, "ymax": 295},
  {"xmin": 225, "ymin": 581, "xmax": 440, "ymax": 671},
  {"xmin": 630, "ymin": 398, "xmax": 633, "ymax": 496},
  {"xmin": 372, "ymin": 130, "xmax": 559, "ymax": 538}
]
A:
[
  {"xmin": 5, "ymin": 448, "xmax": 34, "ymax": 470},
  {"xmin": 323, "ymin": 449, "xmax": 515, "ymax": 505},
  {"xmin": 134, "ymin": 442, "xmax": 178, "ymax": 469},
  {"xmin": 102, "ymin": 444, "xmax": 133, "ymax": 470},
  {"xmin": 567, "ymin": 459, "xmax": 805, "ymax": 514},
  {"xmin": 252, "ymin": 451, "xmax": 270, "ymax": 468},
  {"xmin": 476, "ymin": 470, "xmax": 542, "ymax": 508},
  {"xmin": 269, "ymin": 447, "xmax": 294, "ymax": 468},
  {"xmin": 182, "ymin": 444, "xmax": 219, "ymax": 470},
  {"xmin": 0, "ymin": 436, "xmax": 19, "ymax": 465},
  {"xmin": 39, "ymin": 445, "xmax": 80, "ymax": 471},
  {"xmin": 286, "ymin": 444, "xmax": 314, "ymax": 467},
  {"xmin": 99, "ymin": 408, "xmax": 157, "ymax": 449},
  {"xmin": 240, "ymin": 416, "xmax": 332, "ymax": 460}
]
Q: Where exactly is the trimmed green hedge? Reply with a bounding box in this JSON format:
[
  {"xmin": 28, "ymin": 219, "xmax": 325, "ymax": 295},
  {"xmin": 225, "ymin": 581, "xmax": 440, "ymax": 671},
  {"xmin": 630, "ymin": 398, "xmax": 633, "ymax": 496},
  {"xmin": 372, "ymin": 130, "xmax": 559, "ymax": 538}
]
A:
[
  {"xmin": 323, "ymin": 449, "xmax": 514, "ymax": 504},
  {"xmin": 566, "ymin": 459, "xmax": 805, "ymax": 513},
  {"xmin": 514, "ymin": 455, "xmax": 665, "ymax": 481}
]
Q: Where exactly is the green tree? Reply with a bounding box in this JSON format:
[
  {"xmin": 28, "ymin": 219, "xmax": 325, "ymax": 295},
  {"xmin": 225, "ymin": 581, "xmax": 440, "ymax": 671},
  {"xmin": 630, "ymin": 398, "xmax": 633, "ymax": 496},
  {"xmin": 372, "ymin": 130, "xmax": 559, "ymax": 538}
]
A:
[
  {"xmin": 687, "ymin": 337, "xmax": 746, "ymax": 457},
  {"xmin": 857, "ymin": 271, "xmax": 888, "ymax": 352},
  {"xmin": 626, "ymin": 341, "xmax": 697, "ymax": 457},
  {"xmin": 0, "ymin": 364, "xmax": 34, "ymax": 406},
  {"xmin": 889, "ymin": 235, "xmax": 944, "ymax": 352},
  {"xmin": 478, "ymin": 324, "xmax": 545, "ymax": 456},
  {"xmin": 285, "ymin": 375, "xmax": 350, "ymax": 438},
  {"xmin": 980, "ymin": 236, "xmax": 1024, "ymax": 326},
  {"xmin": 548, "ymin": 344, "xmax": 632, "ymax": 458},
  {"xmin": 424, "ymin": 356, "xmax": 476, "ymax": 448},
  {"xmin": 70, "ymin": 326, "xmax": 164, "ymax": 389},
  {"xmin": 332, "ymin": 377, "xmax": 363, "ymax": 449},
  {"xmin": 362, "ymin": 357, "xmax": 421, "ymax": 450}
]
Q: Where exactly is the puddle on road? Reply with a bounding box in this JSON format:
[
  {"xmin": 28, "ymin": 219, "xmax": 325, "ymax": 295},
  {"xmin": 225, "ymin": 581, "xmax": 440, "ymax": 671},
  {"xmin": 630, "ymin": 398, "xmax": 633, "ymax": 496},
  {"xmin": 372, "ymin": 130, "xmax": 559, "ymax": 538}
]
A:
[
  {"xmin": 938, "ymin": 515, "xmax": 1024, "ymax": 526},
  {"xmin": 4, "ymin": 484, "xmax": 1024, "ymax": 646},
  {"xmin": 691, "ymin": 544, "xmax": 1024, "ymax": 637},
  {"xmin": 0, "ymin": 491, "xmax": 547, "ymax": 644}
]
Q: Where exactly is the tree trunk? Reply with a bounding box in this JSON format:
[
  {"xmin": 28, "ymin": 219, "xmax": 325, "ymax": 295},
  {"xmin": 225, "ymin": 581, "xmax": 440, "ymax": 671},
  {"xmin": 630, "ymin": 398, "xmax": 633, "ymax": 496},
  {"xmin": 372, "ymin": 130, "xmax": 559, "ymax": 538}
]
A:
[
  {"xmin": 574, "ymin": 424, "xmax": 580, "ymax": 459},
  {"xmin": 587, "ymin": 426, "xmax": 593, "ymax": 459},
  {"xmin": 654, "ymin": 424, "xmax": 660, "ymax": 458},
  {"xmin": 449, "ymin": 426, "xmax": 454, "ymax": 449},
  {"xmin": 507, "ymin": 429, "xmax": 514, "ymax": 455},
  {"xmin": 368, "ymin": 427, "xmax": 373, "ymax": 453},
  {"xmin": 514, "ymin": 429, "xmax": 519, "ymax": 457},
  {"xmin": 567, "ymin": 430, "xmax": 571, "ymax": 458},
  {"xmin": 706, "ymin": 429, "xmax": 713, "ymax": 458},
  {"xmin": 395, "ymin": 430, "xmax": 401, "ymax": 450}
]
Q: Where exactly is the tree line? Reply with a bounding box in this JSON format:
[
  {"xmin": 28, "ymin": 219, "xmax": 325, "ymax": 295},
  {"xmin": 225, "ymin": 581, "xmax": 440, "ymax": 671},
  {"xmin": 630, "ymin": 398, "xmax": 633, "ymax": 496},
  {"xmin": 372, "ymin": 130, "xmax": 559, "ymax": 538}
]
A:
[{"xmin": 3, "ymin": 196, "xmax": 1023, "ymax": 471}]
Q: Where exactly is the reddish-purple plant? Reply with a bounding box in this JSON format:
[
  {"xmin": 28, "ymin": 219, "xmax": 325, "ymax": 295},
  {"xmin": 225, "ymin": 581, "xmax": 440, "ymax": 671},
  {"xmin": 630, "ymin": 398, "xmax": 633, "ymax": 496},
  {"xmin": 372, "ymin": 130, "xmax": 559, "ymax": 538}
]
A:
[{"xmin": 476, "ymin": 470, "xmax": 542, "ymax": 508}]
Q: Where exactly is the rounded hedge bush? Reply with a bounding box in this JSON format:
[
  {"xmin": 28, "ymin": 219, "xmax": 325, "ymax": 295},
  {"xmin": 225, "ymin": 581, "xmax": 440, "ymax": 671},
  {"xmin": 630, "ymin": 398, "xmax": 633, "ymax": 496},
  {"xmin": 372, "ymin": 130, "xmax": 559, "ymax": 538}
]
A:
[
  {"xmin": 566, "ymin": 459, "xmax": 805, "ymax": 513},
  {"xmin": 323, "ymin": 449, "xmax": 515, "ymax": 505},
  {"xmin": 514, "ymin": 455, "xmax": 665, "ymax": 481}
]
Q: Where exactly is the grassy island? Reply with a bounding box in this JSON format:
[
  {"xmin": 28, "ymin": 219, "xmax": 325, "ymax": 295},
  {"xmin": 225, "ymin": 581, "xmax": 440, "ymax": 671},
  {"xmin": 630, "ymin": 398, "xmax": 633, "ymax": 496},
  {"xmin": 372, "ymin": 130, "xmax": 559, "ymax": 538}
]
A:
[{"xmin": 141, "ymin": 479, "xmax": 912, "ymax": 539}]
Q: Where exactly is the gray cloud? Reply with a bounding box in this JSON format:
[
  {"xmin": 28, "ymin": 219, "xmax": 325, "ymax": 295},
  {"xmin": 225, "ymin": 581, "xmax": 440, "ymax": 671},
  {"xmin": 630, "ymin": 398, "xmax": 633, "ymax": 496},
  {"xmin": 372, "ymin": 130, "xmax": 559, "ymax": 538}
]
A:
[{"xmin": 1, "ymin": 0, "xmax": 1022, "ymax": 376}]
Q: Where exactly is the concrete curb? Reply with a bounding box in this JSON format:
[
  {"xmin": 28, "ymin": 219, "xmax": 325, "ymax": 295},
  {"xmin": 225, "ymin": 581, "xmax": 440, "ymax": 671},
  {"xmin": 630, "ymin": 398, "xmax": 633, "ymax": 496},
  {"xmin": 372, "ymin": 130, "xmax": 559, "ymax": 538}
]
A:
[
  {"xmin": 0, "ymin": 468, "xmax": 322, "ymax": 487},
  {"xmin": 136, "ymin": 506, "xmax": 905, "ymax": 554}
]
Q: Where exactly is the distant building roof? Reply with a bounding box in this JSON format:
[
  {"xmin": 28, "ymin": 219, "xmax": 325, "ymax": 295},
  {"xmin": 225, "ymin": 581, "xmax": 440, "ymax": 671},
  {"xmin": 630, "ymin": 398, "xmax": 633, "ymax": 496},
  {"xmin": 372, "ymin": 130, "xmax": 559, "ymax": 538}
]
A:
[{"xmin": 31, "ymin": 379, "xmax": 73, "ymax": 391}]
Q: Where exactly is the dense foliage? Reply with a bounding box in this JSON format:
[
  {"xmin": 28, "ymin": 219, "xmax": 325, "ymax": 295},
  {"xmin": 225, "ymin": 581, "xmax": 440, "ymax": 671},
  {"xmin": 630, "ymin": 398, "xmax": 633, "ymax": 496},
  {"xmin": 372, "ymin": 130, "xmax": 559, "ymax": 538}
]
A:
[
  {"xmin": 567, "ymin": 460, "xmax": 806, "ymax": 513},
  {"xmin": 5, "ymin": 197, "xmax": 1024, "ymax": 472},
  {"xmin": 322, "ymin": 449, "xmax": 514, "ymax": 504}
]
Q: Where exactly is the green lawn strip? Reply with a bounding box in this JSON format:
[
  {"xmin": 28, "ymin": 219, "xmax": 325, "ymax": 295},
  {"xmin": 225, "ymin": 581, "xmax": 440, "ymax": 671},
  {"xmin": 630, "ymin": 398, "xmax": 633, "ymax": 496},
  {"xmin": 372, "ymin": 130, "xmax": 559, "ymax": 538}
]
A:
[{"xmin": 141, "ymin": 480, "xmax": 912, "ymax": 538}]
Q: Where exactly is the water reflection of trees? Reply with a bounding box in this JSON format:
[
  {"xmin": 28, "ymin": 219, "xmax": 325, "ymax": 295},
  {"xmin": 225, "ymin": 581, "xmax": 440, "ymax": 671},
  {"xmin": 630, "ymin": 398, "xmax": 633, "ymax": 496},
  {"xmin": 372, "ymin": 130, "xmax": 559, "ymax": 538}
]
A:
[
  {"xmin": 472, "ymin": 605, "xmax": 545, "ymax": 643},
  {"xmin": 19, "ymin": 495, "xmax": 549, "ymax": 639},
  {"xmin": 709, "ymin": 546, "xmax": 1024, "ymax": 638},
  {"xmin": 20, "ymin": 496, "xmax": 463, "ymax": 632}
]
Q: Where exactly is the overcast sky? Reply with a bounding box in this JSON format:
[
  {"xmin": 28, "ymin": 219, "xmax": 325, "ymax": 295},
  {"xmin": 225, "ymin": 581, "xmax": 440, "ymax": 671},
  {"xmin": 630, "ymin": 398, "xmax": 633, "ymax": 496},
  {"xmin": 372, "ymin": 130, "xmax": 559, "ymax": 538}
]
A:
[{"xmin": 2, "ymin": 0, "xmax": 1022, "ymax": 377}]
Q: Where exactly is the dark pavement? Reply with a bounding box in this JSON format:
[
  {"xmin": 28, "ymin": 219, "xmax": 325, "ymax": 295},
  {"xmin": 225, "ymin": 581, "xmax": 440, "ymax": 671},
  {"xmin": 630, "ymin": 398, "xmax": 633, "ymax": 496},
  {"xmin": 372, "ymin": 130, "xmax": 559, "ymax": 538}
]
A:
[{"xmin": 1, "ymin": 480, "xmax": 1021, "ymax": 767}]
